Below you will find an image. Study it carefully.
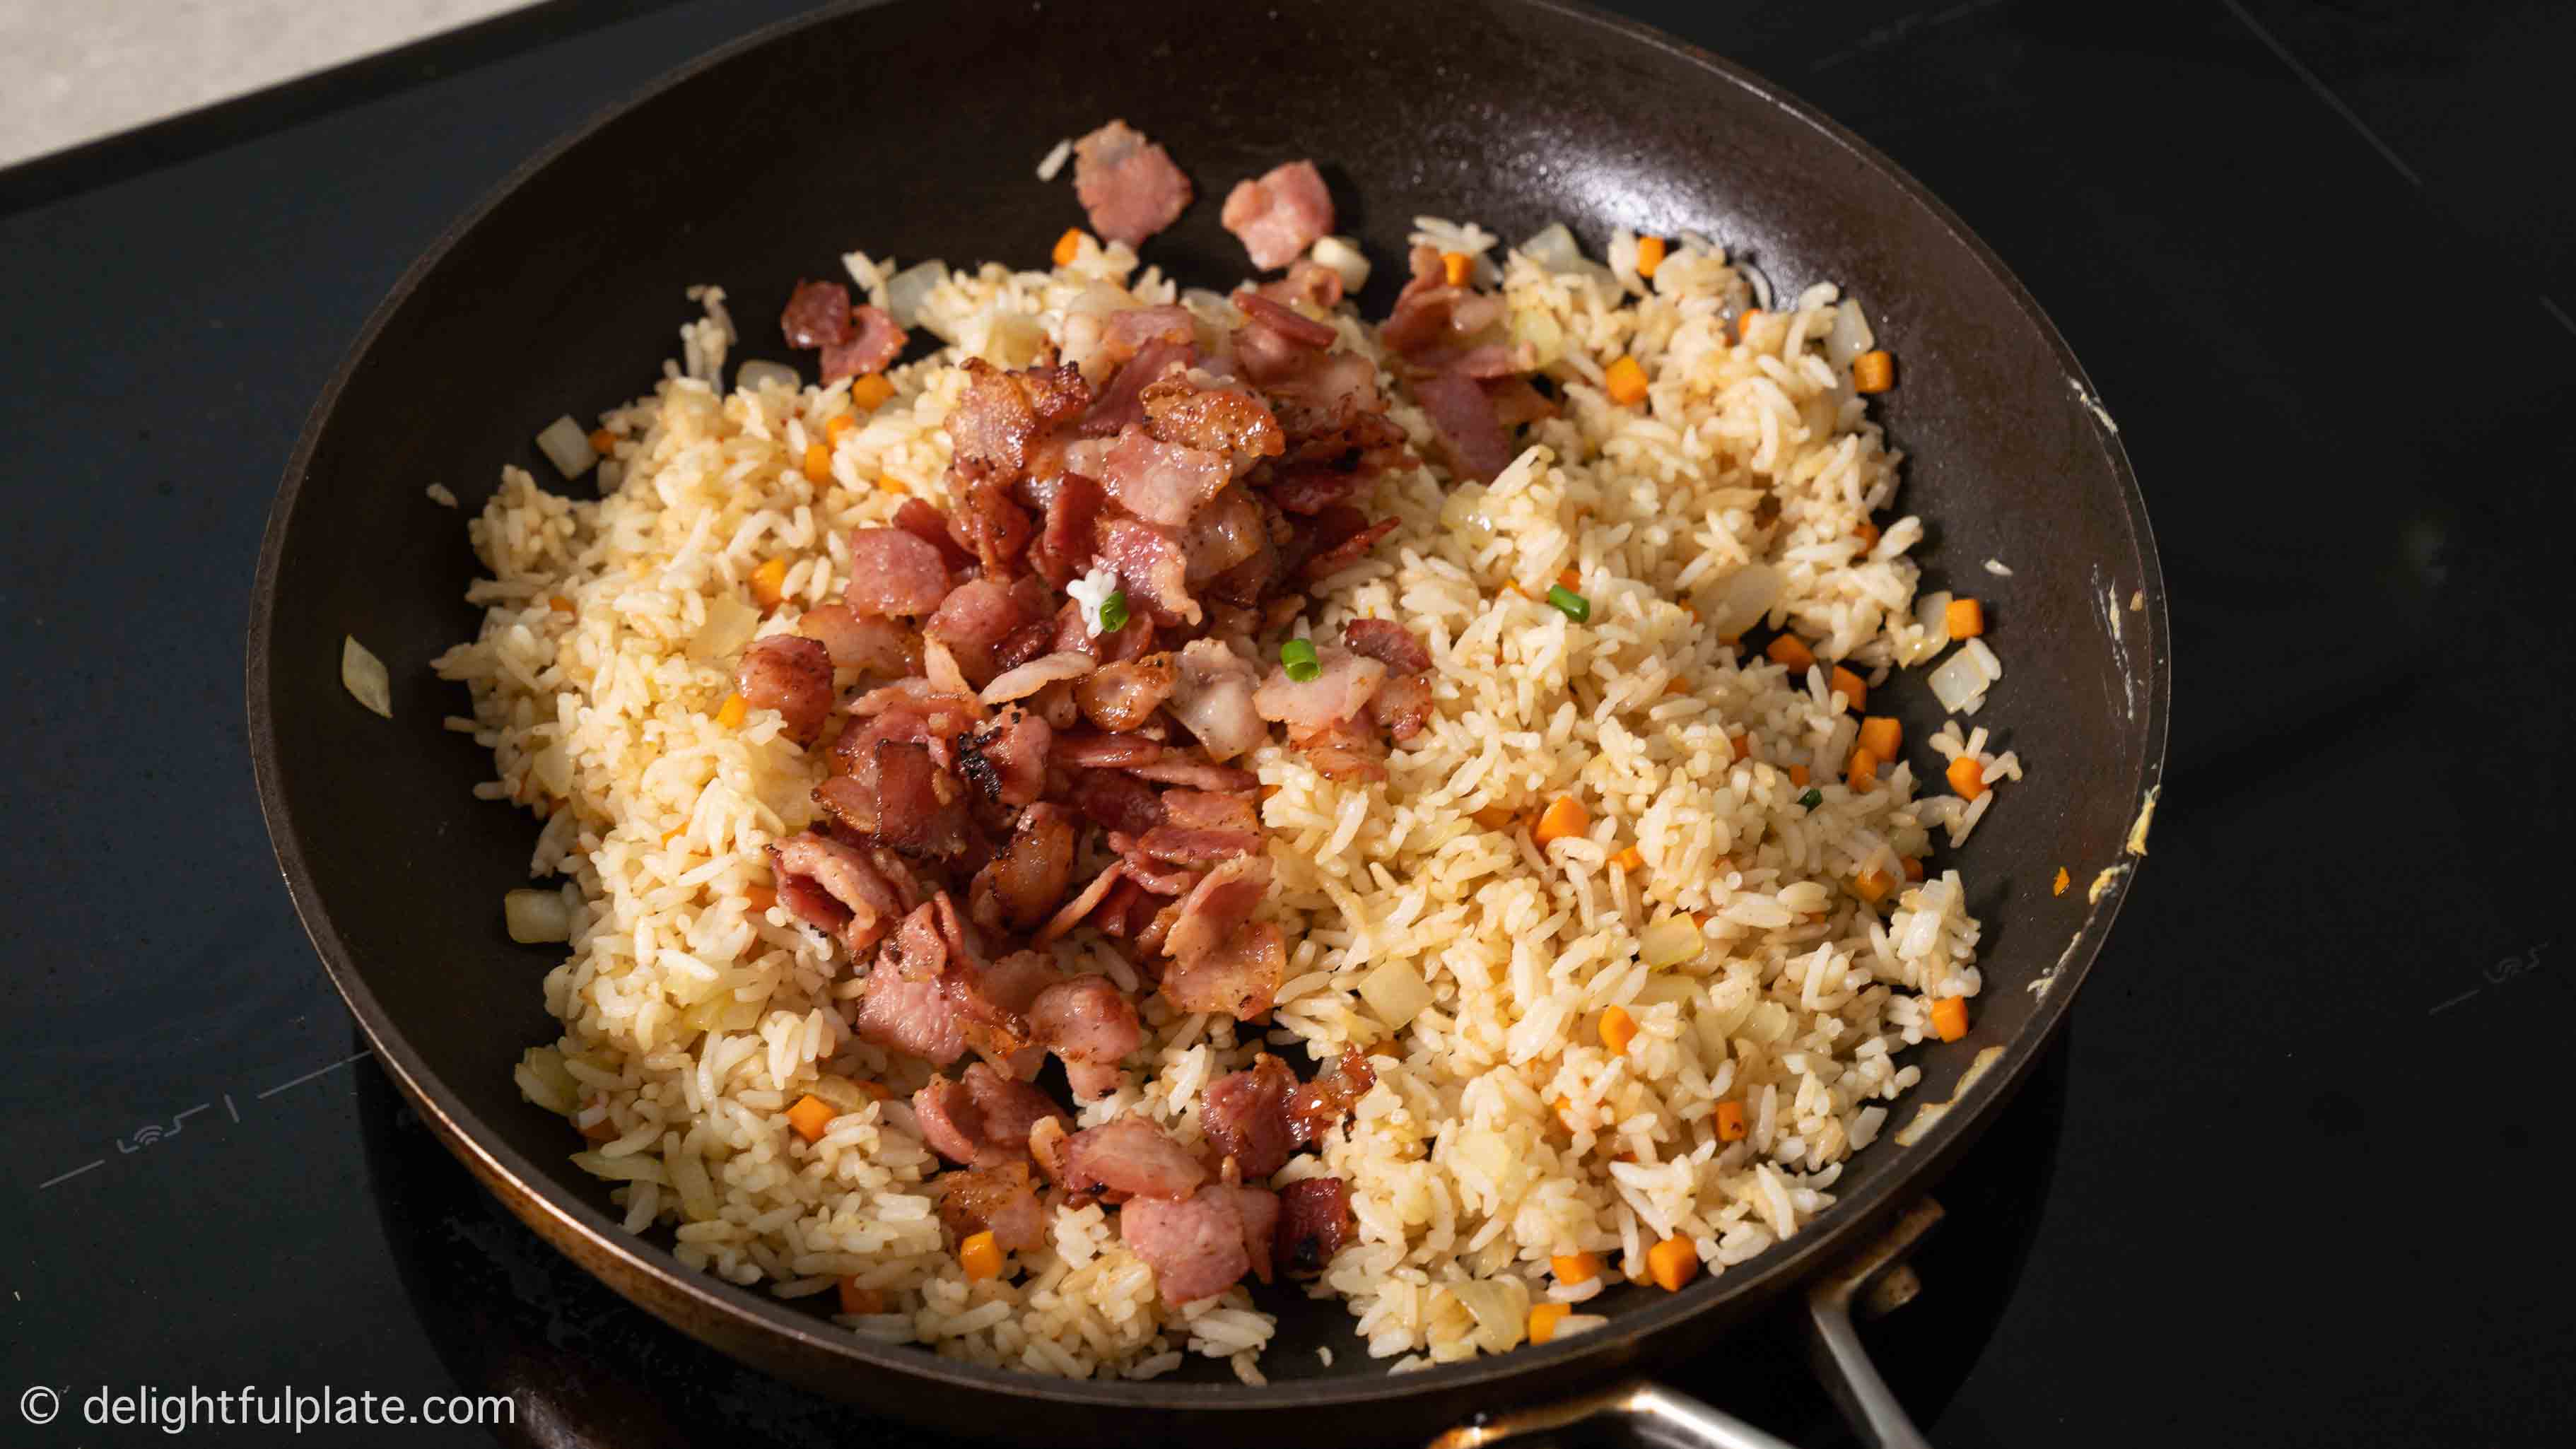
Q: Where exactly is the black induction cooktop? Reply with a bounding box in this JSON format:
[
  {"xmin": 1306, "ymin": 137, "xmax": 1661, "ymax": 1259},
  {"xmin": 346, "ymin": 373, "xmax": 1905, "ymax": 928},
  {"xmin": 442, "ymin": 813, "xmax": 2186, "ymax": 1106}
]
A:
[{"xmin": 4, "ymin": 1, "xmax": 2569, "ymax": 1445}]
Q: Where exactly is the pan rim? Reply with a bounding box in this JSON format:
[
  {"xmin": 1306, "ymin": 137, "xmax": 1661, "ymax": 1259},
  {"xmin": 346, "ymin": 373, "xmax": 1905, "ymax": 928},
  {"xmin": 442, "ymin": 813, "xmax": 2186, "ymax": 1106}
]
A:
[{"xmin": 246, "ymin": 0, "xmax": 2171, "ymax": 1413}]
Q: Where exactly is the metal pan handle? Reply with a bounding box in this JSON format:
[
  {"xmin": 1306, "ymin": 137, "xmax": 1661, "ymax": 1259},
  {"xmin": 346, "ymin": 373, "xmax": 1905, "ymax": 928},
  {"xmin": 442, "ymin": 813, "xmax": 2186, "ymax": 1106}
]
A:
[{"xmin": 1428, "ymin": 1200, "xmax": 1942, "ymax": 1449}]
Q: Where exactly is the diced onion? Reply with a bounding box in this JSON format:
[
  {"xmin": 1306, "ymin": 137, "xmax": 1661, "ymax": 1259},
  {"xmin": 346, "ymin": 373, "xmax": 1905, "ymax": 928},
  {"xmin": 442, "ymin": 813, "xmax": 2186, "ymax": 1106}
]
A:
[
  {"xmin": 1637, "ymin": 973, "xmax": 1700, "ymax": 1008},
  {"xmin": 1309, "ymin": 235, "xmax": 1371, "ymax": 293},
  {"xmin": 1508, "ymin": 305, "xmax": 1564, "ymax": 368},
  {"xmin": 1358, "ymin": 959, "xmax": 1434, "ymax": 1029},
  {"xmin": 1699, "ymin": 982, "xmax": 1758, "ymax": 1048},
  {"xmin": 1518, "ymin": 223, "xmax": 1581, "ymax": 271},
  {"xmin": 689, "ymin": 593, "xmax": 761, "ymax": 664},
  {"xmin": 679, "ymin": 992, "xmax": 761, "ymax": 1033},
  {"xmin": 1926, "ymin": 640, "xmax": 2001, "ymax": 714},
  {"xmin": 534, "ymin": 415, "xmax": 597, "ymax": 479},
  {"xmin": 735, "ymin": 359, "xmax": 800, "ymax": 394},
  {"xmin": 1638, "ymin": 915, "xmax": 1704, "ymax": 969},
  {"xmin": 1745, "ymin": 999, "xmax": 1793, "ymax": 1045},
  {"xmin": 341, "ymin": 635, "xmax": 392, "ymax": 718},
  {"xmin": 981, "ymin": 311, "xmax": 1048, "ymax": 367},
  {"xmin": 1444, "ymin": 1278, "xmax": 1531, "ymax": 1354},
  {"xmin": 1066, "ymin": 281, "xmax": 1143, "ymax": 319},
  {"xmin": 1698, "ymin": 563, "xmax": 1781, "ymax": 641},
  {"xmin": 570, "ymin": 1151, "xmax": 667, "ymax": 1184},
  {"xmin": 515, "ymin": 1047, "xmax": 578, "ymax": 1113},
  {"xmin": 802, "ymin": 1075, "xmax": 877, "ymax": 1114},
  {"xmin": 1825, "ymin": 300, "xmax": 1875, "ymax": 371},
  {"xmin": 1438, "ymin": 482, "xmax": 1494, "ymax": 546},
  {"xmin": 505, "ymin": 888, "xmax": 572, "ymax": 944},
  {"xmin": 884, "ymin": 259, "xmax": 945, "ymax": 329},
  {"xmin": 1915, "ymin": 590, "xmax": 1953, "ymax": 642}
]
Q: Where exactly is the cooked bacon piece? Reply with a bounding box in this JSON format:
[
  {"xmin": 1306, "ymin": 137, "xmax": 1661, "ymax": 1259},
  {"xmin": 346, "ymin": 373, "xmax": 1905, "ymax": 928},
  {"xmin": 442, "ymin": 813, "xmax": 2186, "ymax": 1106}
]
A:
[
  {"xmin": 843, "ymin": 527, "xmax": 953, "ymax": 617},
  {"xmin": 1072, "ymin": 120, "xmax": 1193, "ymax": 247},
  {"xmin": 1178, "ymin": 486, "xmax": 1272, "ymax": 588},
  {"xmin": 881, "ymin": 899, "xmax": 949, "ymax": 981},
  {"xmin": 1121, "ymin": 855, "xmax": 1202, "ymax": 898},
  {"xmin": 850, "ymin": 961, "xmax": 966, "ymax": 1065},
  {"xmin": 768, "ymin": 831, "xmax": 907, "ymax": 955},
  {"xmin": 1294, "ymin": 507, "xmax": 1400, "ymax": 582},
  {"xmin": 1369, "ymin": 672, "xmax": 1435, "ymax": 742},
  {"xmin": 1235, "ymin": 290, "xmax": 1339, "ymax": 351},
  {"xmin": 782, "ymin": 279, "xmax": 853, "ymax": 348},
  {"xmin": 1162, "ymin": 855, "xmax": 1270, "ymax": 965},
  {"xmin": 1049, "ymin": 595, "xmax": 1160, "ymax": 664},
  {"xmin": 1164, "ymin": 639, "xmax": 1265, "ymax": 761},
  {"xmin": 1093, "ymin": 513, "xmax": 1200, "ymax": 626},
  {"xmin": 1410, "ymin": 369, "xmax": 1516, "ymax": 484},
  {"xmin": 836, "ymin": 682, "xmax": 983, "ymax": 776},
  {"xmin": 1029, "ymin": 975, "xmax": 1143, "ymax": 1101},
  {"xmin": 1067, "ymin": 304, "xmax": 1196, "ymax": 383},
  {"xmin": 1121, "ymin": 1187, "xmax": 1248, "ymax": 1303},
  {"xmin": 927, "ymin": 577, "xmax": 1042, "ymax": 688},
  {"xmin": 734, "ymin": 633, "xmax": 834, "ymax": 743},
  {"xmin": 1090, "ymin": 426, "xmax": 1231, "ymax": 527},
  {"xmin": 1135, "ymin": 790, "xmax": 1260, "ymax": 867},
  {"xmin": 822, "ymin": 305, "xmax": 905, "ymax": 383},
  {"xmin": 1263, "ymin": 462, "xmax": 1372, "ymax": 517},
  {"xmin": 1289, "ymin": 716, "xmax": 1389, "ymax": 783},
  {"xmin": 1074, "ymin": 652, "xmax": 1178, "ymax": 732},
  {"xmin": 937, "ymin": 1158, "xmax": 1046, "ymax": 1251},
  {"xmin": 1219, "ymin": 159, "xmax": 1333, "ymax": 270},
  {"xmin": 947, "ymin": 475, "xmax": 1036, "ymax": 576},
  {"xmin": 1200, "ymin": 1054, "xmax": 1299, "ymax": 1179},
  {"xmin": 1163, "ymin": 920, "xmax": 1286, "ymax": 1019},
  {"xmin": 950, "ymin": 358, "xmax": 1091, "ymax": 483},
  {"xmin": 798, "ymin": 604, "xmax": 920, "ymax": 676},
  {"xmin": 867, "ymin": 739, "xmax": 980, "ymax": 859},
  {"xmin": 1125, "ymin": 758, "xmax": 1260, "ymax": 792},
  {"xmin": 969, "ymin": 803, "xmax": 1076, "ymax": 934},
  {"xmin": 1275, "ymin": 1177, "xmax": 1353, "ymax": 1277},
  {"xmin": 913, "ymin": 1060, "xmax": 1071, "ymax": 1167},
  {"xmin": 1054, "ymin": 731, "xmax": 1165, "ymax": 770},
  {"xmin": 1382, "ymin": 245, "xmax": 1507, "ymax": 362},
  {"xmin": 993, "ymin": 623, "xmax": 1060, "ymax": 677},
  {"xmin": 1079, "ymin": 337, "xmax": 1194, "ymax": 438},
  {"xmin": 1405, "ymin": 341, "xmax": 1528, "ymax": 380},
  {"xmin": 1033, "ymin": 865, "xmax": 1126, "ymax": 948},
  {"xmin": 1342, "ymin": 618, "xmax": 1431, "ymax": 675},
  {"xmin": 1484, "ymin": 375, "xmax": 1557, "ymax": 429},
  {"xmin": 1287, "ymin": 1045, "xmax": 1378, "ymax": 1146},
  {"xmin": 1253, "ymin": 646, "xmax": 1386, "ymax": 732},
  {"xmin": 1216, "ymin": 1182, "xmax": 1284, "ymax": 1284},
  {"xmin": 1027, "ymin": 471, "xmax": 1106, "ymax": 587},
  {"xmin": 892, "ymin": 497, "xmax": 980, "ymax": 573},
  {"xmin": 1062, "ymin": 767, "xmax": 1165, "ymax": 836},
  {"xmin": 1141, "ymin": 375, "xmax": 1285, "ymax": 460},
  {"xmin": 1060, "ymin": 1115, "xmax": 1208, "ymax": 1200}
]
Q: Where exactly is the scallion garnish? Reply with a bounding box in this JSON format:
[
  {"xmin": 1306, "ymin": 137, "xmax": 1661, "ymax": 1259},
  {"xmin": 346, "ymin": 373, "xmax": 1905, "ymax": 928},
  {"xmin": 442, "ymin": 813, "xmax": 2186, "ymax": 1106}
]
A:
[
  {"xmin": 1545, "ymin": 585, "xmax": 1591, "ymax": 623},
  {"xmin": 1281, "ymin": 637, "xmax": 1321, "ymax": 681},
  {"xmin": 1096, "ymin": 590, "xmax": 1129, "ymax": 633},
  {"xmin": 1797, "ymin": 787, "xmax": 1824, "ymax": 809}
]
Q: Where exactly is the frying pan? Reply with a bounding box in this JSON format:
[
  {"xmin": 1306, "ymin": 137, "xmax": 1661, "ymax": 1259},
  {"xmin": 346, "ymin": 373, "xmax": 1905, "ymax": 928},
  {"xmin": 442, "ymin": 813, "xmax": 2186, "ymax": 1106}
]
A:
[{"xmin": 247, "ymin": 1, "xmax": 2167, "ymax": 1444}]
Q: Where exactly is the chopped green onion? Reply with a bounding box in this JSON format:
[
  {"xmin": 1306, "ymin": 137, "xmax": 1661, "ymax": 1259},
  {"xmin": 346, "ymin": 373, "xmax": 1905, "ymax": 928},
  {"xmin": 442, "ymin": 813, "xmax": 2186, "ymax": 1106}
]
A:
[
  {"xmin": 1096, "ymin": 591, "xmax": 1129, "ymax": 633},
  {"xmin": 1797, "ymin": 787, "xmax": 1824, "ymax": 809},
  {"xmin": 1545, "ymin": 585, "xmax": 1591, "ymax": 623},
  {"xmin": 1281, "ymin": 637, "xmax": 1321, "ymax": 681}
]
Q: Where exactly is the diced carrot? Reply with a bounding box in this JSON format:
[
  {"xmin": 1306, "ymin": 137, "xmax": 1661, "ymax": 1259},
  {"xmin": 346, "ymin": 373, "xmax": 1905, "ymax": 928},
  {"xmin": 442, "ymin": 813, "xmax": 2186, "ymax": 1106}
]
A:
[
  {"xmin": 1946, "ymin": 753, "xmax": 1987, "ymax": 800},
  {"xmin": 660, "ymin": 826, "xmax": 683, "ymax": 845},
  {"xmin": 1855, "ymin": 520, "xmax": 1880, "ymax": 551},
  {"xmin": 1052, "ymin": 227, "xmax": 1087, "ymax": 266},
  {"xmin": 1528, "ymin": 1302, "xmax": 1572, "ymax": 1344},
  {"xmin": 853, "ymin": 1079, "xmax": 892, "ymax": 1101},
  {"xmin": 1829, "ymin": 665, "xmax": 1867, "ymax": 710},
  {"xmin": 875, "ymin": 474, "xmax": 906, "ymax": 495},
  {"xmin": 959, "ymin": 1230, "xmax": 1003, "ymax": 1281},
  {"xmin": 1902, "ymin": 855, "xmax": 1925, "ymax": 882},
  {"xmin": 802, "ymin": 441, "xmax": 832, "ymax": 484},
  {"xmin": 1714, "ymin": 1099, "xmax": 1747, "ymax": 1142},
  {"xmin": 578, "ymin": 1099, "xmax": 616, "ymax": 1142},
  {"xmin": 1735, "ymin": 308, "xmax": 1763, "ymax": 342},
  {"xmin": 744, "ymin": 883, "xmax": 778, "ymax": 913},
  {"xmin": 1664, "ymin": 677, "xmax": 1690, "ymax": 696},
  {"xmin": 1533, "ymin": 795, "xmax": 1589, "ymax": 846},
  {"xmin": 1552, "ymin": 1095, "xmax": 1578, "ymax": 1132},
  {"xmin": 1647, "ymin": 1236, "xmax": 1699, "ymax": 1291},
  {"xmin": 749, "ymin": 556, "xmax": 789, "ymax": 610},
  {"xmin": 1929, "ymin": 997, "xmax": 1969, "ymax": 1042},
  {"xmin": 1634, "ymin": 235, "xmax": 1666, "ymax": 279},
  {"xmin": 1558, "ymin": 568, "xmax": 1580, "ymax": 591},
  {"xmin": 1604, "ymin": 355, "xmax": 1649, "ymax": 406},
  {"xmin": 1945, "ymin": 597, "xmax": 1984, "ymax": 638},
  {"xmin": 1727, "ymin": 730, "xmax": 1751, "ymax": 761},
  {"xmin": 1846, "ymin": 746, "xmax": 1880, "ymax": 792},
  {"xmin": 1441, "ymin": 250, "xmax": 1473, "ymax": 286},
  {"xmin": 1852, "ymin": 349, "xmax": 1895, "ymax": 393},
  {"xmin": 1787, "ymin": 764, "xmax": 1808, "ymax": 786},
  {"xmin": 1598, "ymin": 1005, "xmax": 1638, "ymax": 1055},
  {"xmin": 1611, "ymin": 845, "xmax": 1644, "ymax": 874},
  {"xmin": 850, "ymin": 373, "xmax": 896, "ymax": 410},
  {"xmin": 2052, "ymin": 866, "xmax": 2071, "ymax": 896},
  {"xmin": 547, "ymin": 595, "xmax": 575, "ymax": 614},
  {"xmin": 1856, "ymin": 717, "xmax": 1901, "ymax": 760},
  {"xmin": 1853, "ymin": 868, "xmax": 1892, "ymax": 905},
  {"xmin": 715, "ymin": 693, "xmax": 749, "ymax": 729},
  {"xmin": 785, "ymin": 1094, "xmax": 836, "ymax": 1143},
  {"xmin": 825, "ymin": 413, "xmax": 857, "ymax": 440},
  {"xmin": 587, "ymin": 428, "xmax": 616, "ymax": 456},
  {"xmin": 1259, "ymin": 783, "xmax": 1283, "ymax": 801},
  {"xmin": 1472, "ymin": 805, "xmax": 1519, "ymax": 832},
  {"xmin": 1551, "ymin": 1251, "xmax": 1603, "ymax": 1286},
  {"xmin": 837, "ymin": 1277, "xmax": 884, "ymax": 1315},
  {"xmin": 1764, "ymin": 633, "xmax": 1815, "ymax": 671}
]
